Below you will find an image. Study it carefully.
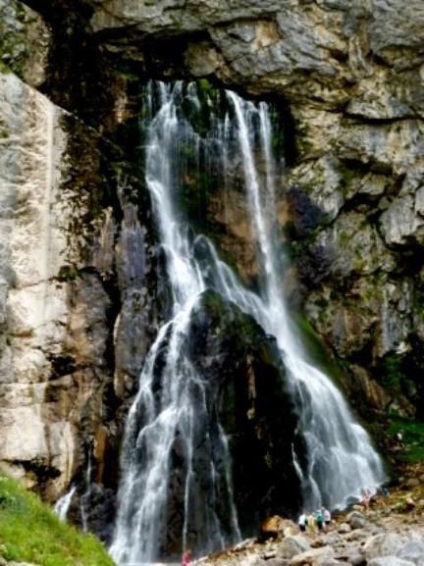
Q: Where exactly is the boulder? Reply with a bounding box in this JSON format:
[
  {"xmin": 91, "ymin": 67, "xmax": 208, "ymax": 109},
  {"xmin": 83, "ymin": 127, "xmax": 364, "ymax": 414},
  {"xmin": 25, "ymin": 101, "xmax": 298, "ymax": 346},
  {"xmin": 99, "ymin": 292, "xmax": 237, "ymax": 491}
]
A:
[
  {"xmin": 368, "ymin": 558, "xmax": 415, "ymax": 566},
  {"xmin": 289, "ymin": 545, "xmax": 334, "ymax": 565},
  {"xmin": 347, "ymin": 511, "xmax": 366, "ymax": 530},
  {"xmin": 277, "ymin": 535, "xmax": 310, "ymax": 559},
  {"xmin": 363, "ymin": 533, "xmax": 406, "ymax": 561},
  {"xmin": 397, "ymin": 538, "xmax": 424, "ymax": 566},
  {"xmin": 337, "ymin": 523, "xmax": 351, "ymax": 534}
]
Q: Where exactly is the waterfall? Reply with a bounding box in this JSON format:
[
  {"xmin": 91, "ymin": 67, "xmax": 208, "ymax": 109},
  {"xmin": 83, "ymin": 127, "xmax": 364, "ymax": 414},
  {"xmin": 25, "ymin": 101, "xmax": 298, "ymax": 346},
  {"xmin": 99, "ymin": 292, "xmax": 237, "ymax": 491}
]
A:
[
  {"xmin": 80, "ymin": 456, "xmax": 92, "ymax": 532},
  {"xmin": 110, "ymin": 82, "xmax": 385, "ymax": 565},
  {"xmin": 226, "ymin": 92, "xmax": 385, "ymax": 511},
  {"xmin": 54, "ymin": 485, "xmax": 76, "ymax": 522}
]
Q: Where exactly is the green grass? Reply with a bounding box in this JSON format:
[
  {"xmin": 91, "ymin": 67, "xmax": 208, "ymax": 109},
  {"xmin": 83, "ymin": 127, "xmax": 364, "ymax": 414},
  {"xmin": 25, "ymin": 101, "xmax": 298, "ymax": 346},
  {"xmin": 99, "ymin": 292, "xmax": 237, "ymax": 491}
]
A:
[
  {"xmin": 387, "ymin": 416, "xmax": 424, "ymax": 463},
  {"xmin": 0, "ymin": 473, "xmax": 115, "ymax": 566}
]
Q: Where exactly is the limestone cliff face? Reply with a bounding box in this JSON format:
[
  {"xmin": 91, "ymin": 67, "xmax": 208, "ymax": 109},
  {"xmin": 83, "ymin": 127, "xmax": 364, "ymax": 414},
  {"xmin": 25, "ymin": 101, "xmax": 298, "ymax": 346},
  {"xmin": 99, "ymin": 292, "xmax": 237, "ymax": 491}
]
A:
[
  {"xmin": 0, "ymin": 0, "xmax": 423, "ymax": 526},
  {"xmin": 0, "ymin": 68, "xmax": 113, "ymax": 499}
]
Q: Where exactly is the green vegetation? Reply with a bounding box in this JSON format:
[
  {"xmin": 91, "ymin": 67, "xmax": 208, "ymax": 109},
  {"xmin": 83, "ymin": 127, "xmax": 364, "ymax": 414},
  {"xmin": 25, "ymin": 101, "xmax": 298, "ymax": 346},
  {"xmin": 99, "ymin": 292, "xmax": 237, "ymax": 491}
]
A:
[
  {"xmin": 375, "ymin": 351, "xmax": 417, "ymax": 403},
  {"xmin": 387, "ymin": 416, "xmax": 424, "ymax": 463},
  {"xmin": 294, "ymin": 312, "xmax": 345, "ymax": 385},
  {"xmin": 0, "ymin": 473, "xmax": 114, "ymax": 566},
  {"xmin": 0, "ymin": 1, "xmax": 31, "ymax": 77},
  {"xmin": 57, "ymin": 264, "xmax": 81, "ymax": 282}
]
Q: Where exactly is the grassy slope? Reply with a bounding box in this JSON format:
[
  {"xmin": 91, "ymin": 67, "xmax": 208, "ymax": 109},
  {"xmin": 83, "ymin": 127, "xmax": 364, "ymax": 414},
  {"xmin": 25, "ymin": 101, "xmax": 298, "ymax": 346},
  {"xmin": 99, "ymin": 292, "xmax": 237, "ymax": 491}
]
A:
[{"xmin": 0, "ymin": 473, "xmax": 115, "ymax": 566}]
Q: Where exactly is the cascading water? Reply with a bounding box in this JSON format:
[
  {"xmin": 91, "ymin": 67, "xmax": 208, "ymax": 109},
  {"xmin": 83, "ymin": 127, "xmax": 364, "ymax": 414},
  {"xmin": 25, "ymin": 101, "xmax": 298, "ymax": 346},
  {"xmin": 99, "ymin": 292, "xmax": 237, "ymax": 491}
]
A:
[
  {"xmin": 110, "ymin": 82, "xmax": 385, "ymax": 564},
  {"xmin": 54, "ymin": 485, "xmax": 76, "ymax": 522},
  {"xmin": 226, "ymin": 92, "xmax": 385, "ymax": 511}
]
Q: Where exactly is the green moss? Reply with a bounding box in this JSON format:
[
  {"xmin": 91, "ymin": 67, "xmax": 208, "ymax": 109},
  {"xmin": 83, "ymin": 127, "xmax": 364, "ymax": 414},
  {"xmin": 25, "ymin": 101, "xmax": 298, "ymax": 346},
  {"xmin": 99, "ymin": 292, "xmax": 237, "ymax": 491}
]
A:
[
  {"xmin": 338, "ymin": 163, "xmax": 357, "ymax": 194},
  {"xmin": 57, "ymin": 264, "xmax": 81, "ymax": 281},
  {"xmin": 375, "ymin": 351, "xmax": 416, "ymax": 403},
  {"xmin": 293, "ymin": 312, "xmax": 344, "ymax": 384},
  {"xmin": 0, "ymin": 473, "xmax": 114, "ymax": 566},
  {"xmin": 0, "ymin": 1, "xmax": 31, "ymax": 78}
]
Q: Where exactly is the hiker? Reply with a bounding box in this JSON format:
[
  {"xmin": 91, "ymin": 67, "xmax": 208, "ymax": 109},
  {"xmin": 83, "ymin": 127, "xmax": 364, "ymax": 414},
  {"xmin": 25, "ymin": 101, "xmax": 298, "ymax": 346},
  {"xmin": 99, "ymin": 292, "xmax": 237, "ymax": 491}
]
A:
[
  {"xmin": 298, "ymin": 512, "xmax": 307, "ymax": 532},
  {"xmin": 380, "ymin": 485, "xmax": 389, "ymax": 498},
  {"xmin": 362, "ymin": 487, "xmax": 371, "ymax": 510},
  {"xmin": 307, "ymin": 512, "xmax": 317, "ymax": 535},
  {"xmin": 315, "ymin": 508, "xmax": 324, "ymax": 531},
  {"xmin": 322, "ymin": 507, "xmax": 331, "ymax": 529},
  {"xmin": 181, "ymin": 549, "xmax": 191, "ymax": 566}
]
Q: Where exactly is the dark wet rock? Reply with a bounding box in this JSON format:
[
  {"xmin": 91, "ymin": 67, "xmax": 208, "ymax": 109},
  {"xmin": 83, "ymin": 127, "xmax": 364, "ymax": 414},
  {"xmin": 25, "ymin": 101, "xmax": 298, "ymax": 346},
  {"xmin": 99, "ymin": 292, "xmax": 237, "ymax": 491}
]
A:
[
  {"xmin": 70, "ymin": 483, "xmax": 117, "ymax": 546},
  {"xmin": 186, "ymin": 290, "xmax": 304, "ymax": 535}
]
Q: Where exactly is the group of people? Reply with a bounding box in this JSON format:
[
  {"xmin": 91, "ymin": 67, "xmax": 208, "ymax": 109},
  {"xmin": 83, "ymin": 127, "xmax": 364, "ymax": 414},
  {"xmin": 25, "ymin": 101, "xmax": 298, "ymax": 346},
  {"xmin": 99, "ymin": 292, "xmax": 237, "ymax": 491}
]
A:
[
  {"xmin": 181, "ymin": 484, "xmax": 392, "ymax": 563},
  {"xmin": 298, "ymin": 507, "xmax": 331, "ymax": 534}
]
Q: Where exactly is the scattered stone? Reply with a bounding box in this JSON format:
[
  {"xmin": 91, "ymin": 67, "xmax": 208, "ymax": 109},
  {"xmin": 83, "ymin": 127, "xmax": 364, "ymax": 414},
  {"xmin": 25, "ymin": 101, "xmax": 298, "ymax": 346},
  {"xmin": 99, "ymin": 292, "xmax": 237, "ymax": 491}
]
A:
[
  {"xmin": 347, "ymin": 552, "xmax": 364, "ymax": 566},
  {"xmin": 367, "ymin": 558, "xmax": 415, "ymax": 566},
  {"xmin": 405, "ymin": 498, "xmax": 416, "ymax": 511},
  {"xmin": 309, "ymin": 538, "xmax": 327, "ymax": 549},
  {"xmin": 323, "ymin": 533, "xmax": 342, "ymax": 546},
  {"xmin": 405, "ymin": 479, "xmax": 420, "ymax": 489},
  {"xmin": 338, "ymin": 523, "xmax": 351, "ymax": 534},
  {"xmin": 344, "ymin": 529, "xmax": 365, "ymax": 542},
  {"xmin": 259, "ymin": 516, "xmax": 296, "ymax": 542},
  {"xmin": 264, "ymin": 560, "xmax": 290, "ymax": 566},
  {"xmin": 277, "ymin": 535, "xmax": 310, "ymax": 559},
  {"xmin": 233, "ymin": 539, "xmax": 256, "ymax": 551},
  {"xmin": 396, "ymin": 538, "xmax": 424, "ymax": 565},
  {"xmin": 262, "ymin": 550, "xmax": 277, "ymax": 560},
  {"xmin": 289, "ymin": 545, "xmax": 334, "ymax": 565},
  {"xmin": 363, "ymin": 533, "xmax": 406, "ymax": 560},
  {"xmin": 347, "ymin": 511, "xmax": 366, "ymax": 530}
]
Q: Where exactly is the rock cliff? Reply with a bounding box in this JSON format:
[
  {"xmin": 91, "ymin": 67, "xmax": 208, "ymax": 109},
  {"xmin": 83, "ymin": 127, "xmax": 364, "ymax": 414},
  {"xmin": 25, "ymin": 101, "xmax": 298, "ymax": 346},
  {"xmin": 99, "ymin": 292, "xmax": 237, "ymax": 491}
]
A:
[{"xmin": 0, "ymin": 0, "xmax": 423, "ymax": 542}]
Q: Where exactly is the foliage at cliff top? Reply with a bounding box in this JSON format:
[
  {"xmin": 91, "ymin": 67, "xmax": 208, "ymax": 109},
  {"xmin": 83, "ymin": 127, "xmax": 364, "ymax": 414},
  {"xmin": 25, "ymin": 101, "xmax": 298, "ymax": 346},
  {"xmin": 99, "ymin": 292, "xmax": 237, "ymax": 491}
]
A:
[{"xmin": 0, "ymin": 473, "xmax": 115, "ymax": 566}]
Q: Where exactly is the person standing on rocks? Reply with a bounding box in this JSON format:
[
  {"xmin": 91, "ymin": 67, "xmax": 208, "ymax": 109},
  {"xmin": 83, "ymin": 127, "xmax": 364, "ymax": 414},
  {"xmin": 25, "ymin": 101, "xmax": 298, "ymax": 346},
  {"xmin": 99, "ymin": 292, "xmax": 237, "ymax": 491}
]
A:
[
  {"xmin": 298, "ymin": 512, "xmax": 307, "ymax": 532},
  {"xmin": 181, "ymin": 549, "xmax": 192, "ymax": 566},
  {"xmin": 322, "ymin": 507, "xmax": 331, "ymax": 529},
  {"xmin": 315, "ymin": 508, "xmax": 324, "ymax": 531},
  {"xmin": 307, "ymin": 512, "xmax": 317, "ymax": 535},
  {"xmin": 362, "ymin": 487, "xmax": 371, "ymax": 510}
]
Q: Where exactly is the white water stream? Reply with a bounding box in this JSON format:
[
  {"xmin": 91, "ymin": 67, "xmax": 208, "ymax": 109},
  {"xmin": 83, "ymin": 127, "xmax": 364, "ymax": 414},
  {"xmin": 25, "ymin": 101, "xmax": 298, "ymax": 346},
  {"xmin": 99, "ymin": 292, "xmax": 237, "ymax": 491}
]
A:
[
  {"xmin": 54, "ymin": 485, "xmax": 76, "ymax": 522},
  {"xmin": 110, "ymin": 82, "xmax": 385, "ymax": 565}
]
